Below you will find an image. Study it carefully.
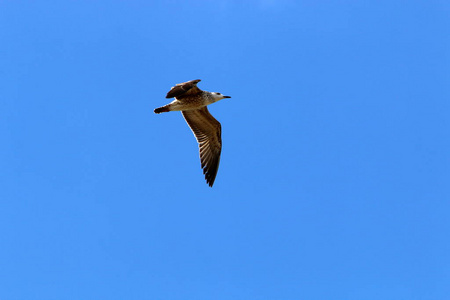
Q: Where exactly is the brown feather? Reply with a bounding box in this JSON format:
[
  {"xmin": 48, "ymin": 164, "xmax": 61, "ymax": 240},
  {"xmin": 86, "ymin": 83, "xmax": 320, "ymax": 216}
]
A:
[
  {"xmin": 166, "ymin": 79, "xmax": 202, "ymax": 99},
  {"xmin": 182, "ymin": 107, "xmax": 222, "ymax": 187}
]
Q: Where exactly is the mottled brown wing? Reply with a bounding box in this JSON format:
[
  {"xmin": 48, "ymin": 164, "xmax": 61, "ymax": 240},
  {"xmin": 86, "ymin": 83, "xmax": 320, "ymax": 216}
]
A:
[
  {"xmin": 182, "ymin": 107, "xmax": 222, "ymax": 187},
  {"xmin": 166, "ymin": 79, "xmax": 202, "ymax": 99}
]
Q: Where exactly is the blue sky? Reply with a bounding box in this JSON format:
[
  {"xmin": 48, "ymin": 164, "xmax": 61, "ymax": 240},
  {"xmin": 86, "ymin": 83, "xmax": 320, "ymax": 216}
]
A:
[{"xmin": 1, "ymin": 0, "xmax": 449, "ymax": 299}]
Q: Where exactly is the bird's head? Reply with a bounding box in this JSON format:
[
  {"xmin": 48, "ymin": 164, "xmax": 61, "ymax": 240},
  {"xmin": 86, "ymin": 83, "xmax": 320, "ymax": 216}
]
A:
[{"xmin": 212, "ymin": 92, "xmax": 231, "ymax": 102}]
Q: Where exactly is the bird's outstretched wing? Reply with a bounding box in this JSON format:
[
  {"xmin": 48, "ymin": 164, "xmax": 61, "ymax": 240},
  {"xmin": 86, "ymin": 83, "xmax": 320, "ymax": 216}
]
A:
[
  {"xmin": 166, "ymin": 79, "xmax": 202, "ymax": 99},
  {"xmin": 182, "ymin": 107, "xmax": 222, "ymax": 187}
]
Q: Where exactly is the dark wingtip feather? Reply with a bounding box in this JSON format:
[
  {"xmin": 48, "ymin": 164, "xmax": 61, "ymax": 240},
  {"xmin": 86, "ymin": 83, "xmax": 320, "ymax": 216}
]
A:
[
  {"xmin": 203, "ymin": 157, "xmax": 219, "ymax": 187},
  {"xmin": 206, "ymin": 177, "xmax": 215, "ymax": 187}
]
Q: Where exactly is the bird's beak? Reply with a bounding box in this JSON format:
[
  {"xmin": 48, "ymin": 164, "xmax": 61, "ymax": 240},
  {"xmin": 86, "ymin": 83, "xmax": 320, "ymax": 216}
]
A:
[{"xmin": 224, "ymin": 96, "xmax": 231, "ymax": 98}]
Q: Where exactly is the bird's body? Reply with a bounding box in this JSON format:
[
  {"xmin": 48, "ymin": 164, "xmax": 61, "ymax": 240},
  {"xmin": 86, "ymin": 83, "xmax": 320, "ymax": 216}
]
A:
[
  {"xmin": 154, "ymin": 91, "xmax": 216, "ymax": 113},
  {"xmin": 154, "ymin": 79, "xmax": 230, "ymax": 187}
]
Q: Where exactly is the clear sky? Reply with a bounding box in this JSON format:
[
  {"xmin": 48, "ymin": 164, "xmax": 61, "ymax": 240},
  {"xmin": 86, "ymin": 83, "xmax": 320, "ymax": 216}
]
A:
[{"xmin": 1, "ymin": 1, "xmax": 449, "ymax": 299}]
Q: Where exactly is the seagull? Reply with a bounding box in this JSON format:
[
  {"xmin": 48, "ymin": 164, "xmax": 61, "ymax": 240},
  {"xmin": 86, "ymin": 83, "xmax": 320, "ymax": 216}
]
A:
[{"xmin": 154, "ymin": 79, "xmax": 230, "ymax": 187}]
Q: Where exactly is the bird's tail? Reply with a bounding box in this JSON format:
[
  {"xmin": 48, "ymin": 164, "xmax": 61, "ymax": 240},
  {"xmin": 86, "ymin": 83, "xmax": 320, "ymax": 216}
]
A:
[{"xmin": 154, "ymin": 105, "xmax": 170, "ymax": 114}]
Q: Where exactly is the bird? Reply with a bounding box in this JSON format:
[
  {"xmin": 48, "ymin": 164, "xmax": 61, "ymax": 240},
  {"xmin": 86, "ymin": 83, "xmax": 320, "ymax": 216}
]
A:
[{"xmin": 154, "ymin": 79, "xmax": 231, "ymax": 187}]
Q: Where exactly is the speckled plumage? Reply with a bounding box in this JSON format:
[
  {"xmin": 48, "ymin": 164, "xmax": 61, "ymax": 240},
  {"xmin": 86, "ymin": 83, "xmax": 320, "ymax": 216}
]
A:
[{"xmin": 154, "ymin": 79, "xmax": 230, "ymax": 187}]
